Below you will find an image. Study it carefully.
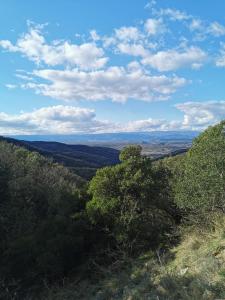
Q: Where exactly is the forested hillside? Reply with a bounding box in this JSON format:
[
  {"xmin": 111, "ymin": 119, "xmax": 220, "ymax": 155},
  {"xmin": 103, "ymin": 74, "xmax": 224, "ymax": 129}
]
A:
[
  {"xmin": 1, "ymin": 122, "xmax": 225, "ymax": 299},
  {"xmin": 0, "ymin": 136, "xmax": 120, "ymax": 180}
]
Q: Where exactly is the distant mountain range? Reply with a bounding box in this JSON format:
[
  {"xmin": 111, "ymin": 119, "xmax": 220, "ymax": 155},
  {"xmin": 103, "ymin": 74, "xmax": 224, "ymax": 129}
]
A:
[
  {"xmin": 0, "ymin": 136, "xmax": 120, "ymax": 180},
  {"xmin": 8, "ymin": 131, "xmax": 199, "ymax": 144},
  {"xmin": 1, "ymin": 131, "xmax": 199, "ymax": 180}
]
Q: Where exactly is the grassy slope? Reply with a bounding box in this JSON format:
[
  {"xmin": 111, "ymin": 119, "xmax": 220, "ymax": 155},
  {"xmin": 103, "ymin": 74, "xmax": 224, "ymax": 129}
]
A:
[{"xmin": 45, "ymin": 217, "xmax": 225, "ymax": 300}]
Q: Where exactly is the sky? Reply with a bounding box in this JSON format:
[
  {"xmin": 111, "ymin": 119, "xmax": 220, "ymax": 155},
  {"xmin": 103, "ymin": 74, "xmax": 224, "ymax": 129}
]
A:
[{"xmin": 0, "ymin": 0, "xmax": 225, "ymax": 135}]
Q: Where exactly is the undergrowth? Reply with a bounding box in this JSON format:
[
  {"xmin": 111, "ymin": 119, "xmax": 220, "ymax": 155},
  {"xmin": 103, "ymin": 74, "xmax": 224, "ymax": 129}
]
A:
[{"xmin": 44, "ymin": 216, "xmax": 225, "ymax": 300}]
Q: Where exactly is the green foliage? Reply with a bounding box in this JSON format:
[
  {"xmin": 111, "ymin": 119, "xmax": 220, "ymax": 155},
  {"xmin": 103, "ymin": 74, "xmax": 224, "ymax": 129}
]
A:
[
  {"xmin": 0, "ymin": 136, "xmax": 120, "ymax": 180},
  {"xmin": 44, "ymin": 217, "xmax": 225, "ymax": 300},
  {"xmin": 87, "ymin": 146, "xmax": 174, "ymax": 253},
  {"xmin": 0, "ymin": 141, "xmax": 91, "ymax": 296},
  {"xmin": 119, "ymin": 145, "xmax": 142, "ymax": 162},
  {"xmin": 3, "ymin": 120, "xmax": 225, "ymax": 299},
  {"xmin": 174, "ymin": 121, "xmax": 225, "ymax": 218}
]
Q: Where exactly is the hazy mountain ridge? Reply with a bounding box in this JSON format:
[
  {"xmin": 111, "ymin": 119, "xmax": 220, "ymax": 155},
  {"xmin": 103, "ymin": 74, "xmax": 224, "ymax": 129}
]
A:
[
  {"xmin": 0, "ymin": 131, "xmax": 198, "ymax": 179},
  {"xmin": 0, "ymin": 136, "xmax": 120, "ymax": 180},
  {"xmin": 8, "ymin": 131, "xmax": 199, "ymax": 143}
]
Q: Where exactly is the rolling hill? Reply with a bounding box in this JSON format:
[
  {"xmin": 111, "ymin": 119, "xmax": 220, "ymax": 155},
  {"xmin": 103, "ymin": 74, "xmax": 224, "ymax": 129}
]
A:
[
  {"xmin": 0, "ymin": 136, "xmax": 120, "ymax": 180},
  {"xmin": 9, "ymin": 131, "xmax": 199, "ymax": 144},
  {"xmin": 0, "ymin": 131, "xmax": 196, "ymax": 180}
]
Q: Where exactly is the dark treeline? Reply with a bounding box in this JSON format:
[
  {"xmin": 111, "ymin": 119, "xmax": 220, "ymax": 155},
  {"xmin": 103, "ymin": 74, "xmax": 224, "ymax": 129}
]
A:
[
  {"xmin": 0, "ymin": 142, "xmax": 92, "ymax": 297},
  {"xmin": 1, "ymin": 121, "xmax": 225, "ymax": 299}
]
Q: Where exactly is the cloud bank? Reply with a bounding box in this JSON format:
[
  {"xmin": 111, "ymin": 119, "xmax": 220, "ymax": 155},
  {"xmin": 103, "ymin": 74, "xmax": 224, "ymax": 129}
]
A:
[
  {"xmin": 0, "ymin": 3, "xmax": 225, "ymax": 134},
  {"xmin": 1, "ymin": 101, "xmax": 225, "ymax": 135}
]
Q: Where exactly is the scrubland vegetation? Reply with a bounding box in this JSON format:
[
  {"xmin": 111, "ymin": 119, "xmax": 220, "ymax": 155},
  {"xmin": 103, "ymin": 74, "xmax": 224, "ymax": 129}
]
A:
[{"xmin": 1, "ymin": 122, "xmax": 225, "ymax": 299}]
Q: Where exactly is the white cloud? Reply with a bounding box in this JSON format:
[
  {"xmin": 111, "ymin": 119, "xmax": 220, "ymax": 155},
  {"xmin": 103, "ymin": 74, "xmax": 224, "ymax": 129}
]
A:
[
  {"xmin": 102, "ymin": 36, "xmax": 117, "ymax": 48},
  {"xmin": 0, "ymin": 105, "xmax": 171, "ymax": 134},
  {"xmin": 207, "ymin": 22, "xmax": 225, "ymax": 37},
  {"xmin": 157, "ymin": 7, "xmax": 225, "ymax": 39},
  {"xmin": 127, "ymin": 61, "xmax": 142, "ymax": 71},
  {"xmin": 158, "ymin": 8, "xmax": 191, "ymax": 21},
  {"xmin": 0, "ymin": 105, "xmax": 110, "ymax": 134},
  {"xmin": 116, "ymin": 42, "xmax": 207, "ymax": 72},
  {"xmin": 0, "ymin": 105, "xmax": 183, "ymax": 134},
  {"xmin": 125, "ymin": 118, "xmax": 169, "ymax": 131},
  {"xmin": 1, "ymin": 101, "xmax": 225, "ymax": 134},
  {"xmin": 117, "ymin": 43, "xmax": 149, "ymax": 57},
  {"xmin": 142, "ymin": 47, "xmax": 207, "ymax": 71},
  {"xmin": 115, "ymin": 26, "xmax": 141, "ymax": 41},
  {"xmin": 22, "ymin": 67, "xmax": 186, "ymax": 103},
  {"xmin": 102, "ymin": 26, "xmax": 146, "ymax": 52},
  {"xmin": 190, "ymin": 20, "xmax": 225, "ymax": 39},
  {"xmin": 189, "ymin": 19, "xmax": 203, "ymax": 31},
  {"xmin": 216, "ymin": 43, "xmax": 225, "ymax": 67},
  {"xmin": 5, "ymin": 84, "xmax": 17, "ymax": 89},
  {"xmin": 90, "ymin": 30, "xmax": 100, "ymax": 41},
  {"xmin": 145, "ymin": 0, "xmax": 157, "ymax": 10},
  {"xmin": 0, "ymin": 40, "xmax": 18, "ymax": 51},
  {"xmin": 1, "ymin": 13, "xmax": 223, "ymax": 114},
  {"xmin": 176, "ymin": 101, "xmax": 225, "ymax": 129},
  {"xmin": 144, "ymin": 18, "xmax": 166, "ymax": 35},
  {"xmin": 15, "ymin": 73, "xmax": 34, "ymax": 81},
  {"xmin": 0, "ymin": 24, "xmax": 108, "ymax": 69}
]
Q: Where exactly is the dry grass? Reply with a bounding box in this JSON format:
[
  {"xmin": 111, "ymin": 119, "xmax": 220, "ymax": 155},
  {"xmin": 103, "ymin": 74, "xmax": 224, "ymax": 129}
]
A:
[{"xmin": 45, "ymin": 217, "xmax": 225, "ymax": 300}]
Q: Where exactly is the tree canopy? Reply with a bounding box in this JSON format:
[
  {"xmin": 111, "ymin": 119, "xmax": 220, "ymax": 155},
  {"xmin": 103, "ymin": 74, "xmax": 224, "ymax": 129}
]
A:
[
  {"xmin": 174, "ymin": 121, "xmax": 225, "ymax": 217},
  {"xmin": 2, "ymin": 122, "xmax": 225, "ymax": 298},
  {"xmin": 87, "ymin": 145, "xmax": 174, "ymax": 253},
  {"xmin": 0, "ymin": 141, "xmax": 90, "ymax": 292}
]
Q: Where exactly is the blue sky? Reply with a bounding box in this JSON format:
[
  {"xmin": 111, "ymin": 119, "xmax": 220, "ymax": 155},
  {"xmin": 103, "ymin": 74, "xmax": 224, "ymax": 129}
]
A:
[{"xmin": 0, "ymin": 0, "xmax": 225, "ymax": 134}]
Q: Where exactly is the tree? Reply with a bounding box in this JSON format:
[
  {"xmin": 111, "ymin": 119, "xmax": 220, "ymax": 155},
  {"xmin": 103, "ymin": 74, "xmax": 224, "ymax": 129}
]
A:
[
  {"xmin": 87, "ymin": 145, "xmax": 174, "ymax": 254},
  {"xmin": 174, "ymin": 121, "xmax": 225, "ymax": 218},
  {"xmin": 0, "ymin": 141, "xmax": 91, "ymax": 291}
]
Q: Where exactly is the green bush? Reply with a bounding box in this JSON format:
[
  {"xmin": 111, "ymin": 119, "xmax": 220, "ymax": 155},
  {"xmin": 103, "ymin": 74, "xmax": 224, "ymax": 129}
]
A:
[
  {"xmin": 0, "ymin": 141, "xmax": 91, "ymax": 295},
  {"xmin": 174, "ymin": 121, "xmax": 225, "ymax": 220},
  {"xmin": 87, "ymin": 145, "xmax": 175, "ymax": 254}
]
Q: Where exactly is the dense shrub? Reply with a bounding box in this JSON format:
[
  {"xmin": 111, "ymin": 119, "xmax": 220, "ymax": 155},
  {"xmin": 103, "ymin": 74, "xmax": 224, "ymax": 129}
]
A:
[
  {"xmin": 0, "ymin": 141, "xmax": 91, "ymax": 295},
  {"xmin": 174, "ymin": 121, "xmax": 225, "ymax": 219},
  {"xmin": 87, "ymin": 145, "xmax": 175, "ymax": 254}
]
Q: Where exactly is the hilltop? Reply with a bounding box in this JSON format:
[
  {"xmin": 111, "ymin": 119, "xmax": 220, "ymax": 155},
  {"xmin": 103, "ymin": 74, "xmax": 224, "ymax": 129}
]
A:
[{"xmin": 0, "ymin": 136, "xmax": 120, "ymax": 180}]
